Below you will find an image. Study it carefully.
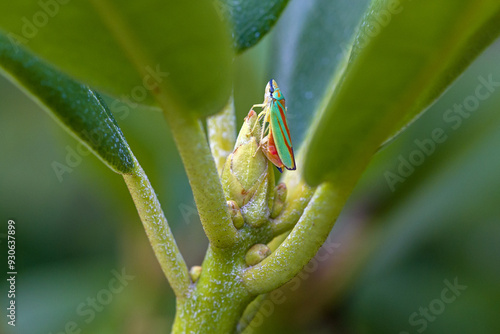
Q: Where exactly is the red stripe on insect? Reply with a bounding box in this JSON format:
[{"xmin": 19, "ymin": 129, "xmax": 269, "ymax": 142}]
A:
[
  {"xmin": 276, "ymin": 115, "xmax": 293, "ymax": 152},
  {"xmin": 277, "ymin": 107, "xmax": 292, "ymax": 147}
]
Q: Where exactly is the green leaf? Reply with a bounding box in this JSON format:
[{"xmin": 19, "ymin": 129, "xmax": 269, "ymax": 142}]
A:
[
  {"xmin": 304, "ymin": 0, "xmax": 500, "ymax": 186},
  {"xmin": 219, "ymin": 0, "xmax": 290, "ymax": 52},
  {"xmin": 269, "ymin": 0, "xmax": 370, "ymax": 145},
  {"xmin": 0, "ymin": 31, "xmax": 135, "ymax": 174},
  {"xmin": 0, "ymin": 0, "xmax": 233, "ymax": 116},
  {"xmin": 348, "ymin": 57, "xmax": 500, "ymax": 332}
]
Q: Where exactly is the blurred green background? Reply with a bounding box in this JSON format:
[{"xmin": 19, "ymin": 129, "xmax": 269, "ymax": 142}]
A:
[{"xmin": 1, "ymin": 1, "xmax": 500, "ymax": 333}]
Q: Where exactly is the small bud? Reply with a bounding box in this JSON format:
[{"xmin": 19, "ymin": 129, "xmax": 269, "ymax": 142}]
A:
[
  {"xmin": 270, "ymin": 183, "xmax": 287, "ymax": 218},
  {"xmin": 245, "ymin": 244, "xmax": 271, "ymax": 266},
  {"xmin": 221, "ymin": 110, "xmax": 268, "ymax": 207},
  {"xmin": 221, "ymin": 109, "xmax": 277, "ymax": 229},
  {"xmin": 189, "ymin": 266, "xmax": 202, "ymax": 283},
  {"xmin": 227, "ymin": 200, "xmax": 245, "ymax": 229},
  {"xmin": 241, "ymin": 162, "xmax": 274, "ymax": 227}
]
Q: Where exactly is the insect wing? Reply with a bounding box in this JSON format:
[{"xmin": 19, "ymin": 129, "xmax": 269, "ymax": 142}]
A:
[{"xmin": 269, "ymin": 98, "xmax": 296, "ymax": 170}]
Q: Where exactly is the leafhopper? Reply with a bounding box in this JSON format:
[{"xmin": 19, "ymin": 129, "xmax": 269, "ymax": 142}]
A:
[{"xmin": 251, "ymin": 80, "xmax": 296, "ymax": 172}]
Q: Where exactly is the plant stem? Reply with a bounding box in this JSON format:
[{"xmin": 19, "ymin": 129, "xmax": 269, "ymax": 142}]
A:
[
  {"xmin": 207, "ymin": 95, "xmax": 236, "ymax": 175},
  {"xmin": 172, "ymin": 247, "xmax": 253, "ymax": 333},
  {"xmin": 242, "ymin": 181, "xmax": 351, "ymax": 295},
  {"xmin": 123, "ymin": 160, "xmax": 190, "ymax": 298},
  {"xmin": 157, "ymin": 96, "xmax": 238, "ymax": 249}
]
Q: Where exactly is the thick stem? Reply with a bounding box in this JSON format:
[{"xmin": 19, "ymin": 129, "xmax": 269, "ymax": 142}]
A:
[
  {"xmin": 172, "ymin": 219, "xmax": 273, "ymax": 333},
  {"xmin": 123, "ymin": 161, "xmax": 190, "ymax": 298},
  {"xmin": 159, "ymin": 100, "xmax": 238, "ymax": 249},
  {"xmin": 242, "ymin": 182, "xmax": 351, "ymax": 295},
  {"xmin": 172, "ymin": 247, "xmax": 253, "ymax": 333}
]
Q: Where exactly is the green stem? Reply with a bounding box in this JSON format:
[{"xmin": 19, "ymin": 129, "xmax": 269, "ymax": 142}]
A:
[
  {"xmin": 123, "ymin": 160, "xmax": 190, "ymax": 298},
  {"xmin": 267, "ymin": 231, "xmax": 290, "ymax": 252},
  {"xmin": 242, "ymin": 182, "xmax": 350, "ymax": 295},
  {"xmin": 172, "ymin": 247, "xmax": 253, "ymax": 333},
  {"xmin": 207, "ymin": 95, "xmax": 236, "ymax": 175},
  {"xmin": 156, "ymin": 95, "xmax": 238, "ymax": 249}
]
